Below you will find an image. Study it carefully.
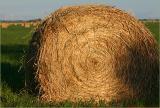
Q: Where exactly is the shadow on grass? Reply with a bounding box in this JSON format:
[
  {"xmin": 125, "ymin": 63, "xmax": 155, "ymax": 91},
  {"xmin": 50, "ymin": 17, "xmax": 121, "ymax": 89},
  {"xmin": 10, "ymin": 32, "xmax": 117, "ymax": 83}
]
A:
[
  {"xmin": 1, "ymin": 63, "xmax": 25, "ymax": 92},
  {"xmin": 1, "ymin": 44, "xmax": 28, "ymax": 92},
  {"xmin": 1, "ymin": 44, "xmax": 28, "ymax": 55}
]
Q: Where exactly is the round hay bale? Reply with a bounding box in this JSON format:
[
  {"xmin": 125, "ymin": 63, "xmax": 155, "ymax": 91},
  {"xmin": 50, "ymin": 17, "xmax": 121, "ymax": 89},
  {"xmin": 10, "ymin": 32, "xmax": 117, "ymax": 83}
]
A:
[{"xmin": 26, "ymin": 5, "xmax": 159, "ymax": 103}]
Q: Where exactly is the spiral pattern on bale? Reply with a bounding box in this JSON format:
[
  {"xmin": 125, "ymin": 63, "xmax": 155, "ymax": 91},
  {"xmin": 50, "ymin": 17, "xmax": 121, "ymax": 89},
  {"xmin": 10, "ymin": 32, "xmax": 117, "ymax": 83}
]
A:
[{"xmin": 26, "ymin": 5, "xmax": 159, "ymax": 103}]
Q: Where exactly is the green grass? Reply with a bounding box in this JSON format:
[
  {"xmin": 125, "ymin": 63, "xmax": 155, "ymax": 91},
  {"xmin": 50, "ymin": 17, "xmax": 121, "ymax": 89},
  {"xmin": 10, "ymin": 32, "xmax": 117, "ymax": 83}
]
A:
[
  {"xmin": 1, "ymin": 25, "xmax": 33, "ymax": 45},
  {"xmin": 0, "ymin": 22, "xmax": 159, "ymax": 107},
  {"xmin": 144, "ymin": 22, "xmax": 159, "ymax": 42}
]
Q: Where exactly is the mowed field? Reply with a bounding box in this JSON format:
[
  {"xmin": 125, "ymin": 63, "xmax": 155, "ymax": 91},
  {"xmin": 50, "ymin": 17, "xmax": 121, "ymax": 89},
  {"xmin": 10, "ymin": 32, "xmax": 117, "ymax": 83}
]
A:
[{"xmin": 0, "ymin": 21, "xmax": 159, "ymax": 107}]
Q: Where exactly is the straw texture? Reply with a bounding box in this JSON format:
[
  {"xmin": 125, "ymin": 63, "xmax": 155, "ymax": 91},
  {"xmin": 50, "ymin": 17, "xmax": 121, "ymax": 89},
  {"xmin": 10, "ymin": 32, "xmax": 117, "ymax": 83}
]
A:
[{"xmin": 26, "ymin": 5, "xmax": 159, "ymax": 103}]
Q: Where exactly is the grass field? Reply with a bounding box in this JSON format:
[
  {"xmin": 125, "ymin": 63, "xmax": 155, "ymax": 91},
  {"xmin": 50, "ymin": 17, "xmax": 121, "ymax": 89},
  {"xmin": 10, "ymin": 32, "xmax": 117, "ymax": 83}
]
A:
[{"xmin": 0, "ymin": 22, "xmax": 159, "ymax": 107}]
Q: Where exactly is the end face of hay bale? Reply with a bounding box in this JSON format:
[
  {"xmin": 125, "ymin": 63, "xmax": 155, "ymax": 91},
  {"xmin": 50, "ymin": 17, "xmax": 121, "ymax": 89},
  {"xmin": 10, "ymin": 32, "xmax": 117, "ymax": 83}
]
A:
[{"xmin": 26, "ymin": 5, "xmax": 159, "ymax": 103}]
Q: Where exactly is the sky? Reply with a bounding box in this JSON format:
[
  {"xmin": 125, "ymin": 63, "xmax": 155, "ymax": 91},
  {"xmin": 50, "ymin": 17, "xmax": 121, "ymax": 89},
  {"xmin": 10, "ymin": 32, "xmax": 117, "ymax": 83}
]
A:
[{"xmin": 0, "ymin": 0, "xmax": 160, "ymax": 20}]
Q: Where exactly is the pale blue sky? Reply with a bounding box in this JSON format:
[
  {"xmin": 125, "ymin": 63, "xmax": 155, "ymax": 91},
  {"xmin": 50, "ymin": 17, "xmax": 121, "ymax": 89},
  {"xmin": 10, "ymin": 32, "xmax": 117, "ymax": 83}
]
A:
[{"xmin": 0, "ymin": 0, "xmax": 160, "ymax": 20}]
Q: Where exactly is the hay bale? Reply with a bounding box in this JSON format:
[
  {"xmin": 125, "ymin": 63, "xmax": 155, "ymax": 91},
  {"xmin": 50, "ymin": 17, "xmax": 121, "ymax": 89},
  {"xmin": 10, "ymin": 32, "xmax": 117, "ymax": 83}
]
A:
[{"xmin": 26, "ymin": 5, "xmax": 159, "ymax": 103}]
